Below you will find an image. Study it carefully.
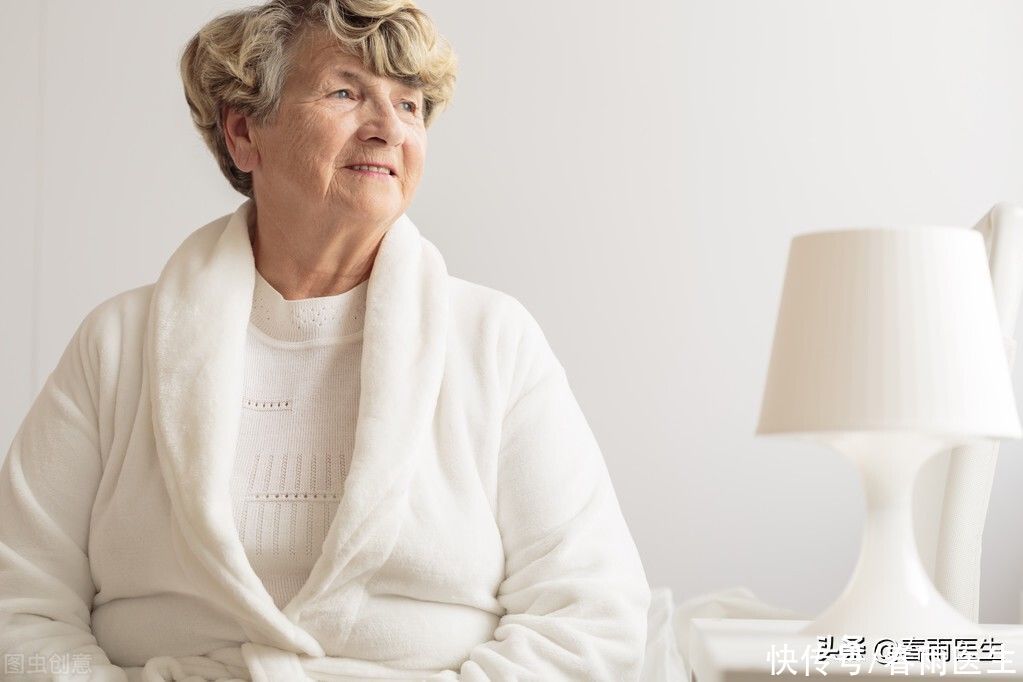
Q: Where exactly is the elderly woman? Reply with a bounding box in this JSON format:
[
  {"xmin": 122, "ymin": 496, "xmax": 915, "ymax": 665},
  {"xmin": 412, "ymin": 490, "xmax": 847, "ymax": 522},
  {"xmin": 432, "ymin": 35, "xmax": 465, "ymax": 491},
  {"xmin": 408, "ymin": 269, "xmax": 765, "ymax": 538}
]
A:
[{"xmin": 0, "ymin": 1, "xmax": 650, "ymax": 680}]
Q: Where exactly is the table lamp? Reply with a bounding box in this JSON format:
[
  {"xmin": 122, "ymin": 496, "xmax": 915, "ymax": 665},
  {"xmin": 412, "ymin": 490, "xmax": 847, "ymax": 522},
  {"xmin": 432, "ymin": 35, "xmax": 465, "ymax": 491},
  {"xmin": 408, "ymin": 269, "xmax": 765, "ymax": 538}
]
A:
[{"xmin": 756, "ymin": 226, "xmax": 1021, "ymax": 638}]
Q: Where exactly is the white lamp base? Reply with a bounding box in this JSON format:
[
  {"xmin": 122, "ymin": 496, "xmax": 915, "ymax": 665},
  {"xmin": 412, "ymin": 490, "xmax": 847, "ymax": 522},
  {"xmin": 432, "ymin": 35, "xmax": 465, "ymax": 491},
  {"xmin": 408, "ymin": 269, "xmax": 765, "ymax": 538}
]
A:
[{"xmin": 800, "ymin": 432, "xmax": 986, "ymax": 640}]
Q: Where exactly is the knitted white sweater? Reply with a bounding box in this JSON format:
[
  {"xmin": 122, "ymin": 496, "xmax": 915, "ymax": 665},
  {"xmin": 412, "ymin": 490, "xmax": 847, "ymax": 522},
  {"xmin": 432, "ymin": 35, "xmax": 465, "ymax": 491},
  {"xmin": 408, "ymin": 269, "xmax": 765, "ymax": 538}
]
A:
[{"xmin": 230, "ymin": 269, "xmax": 368, "ymax": 611}]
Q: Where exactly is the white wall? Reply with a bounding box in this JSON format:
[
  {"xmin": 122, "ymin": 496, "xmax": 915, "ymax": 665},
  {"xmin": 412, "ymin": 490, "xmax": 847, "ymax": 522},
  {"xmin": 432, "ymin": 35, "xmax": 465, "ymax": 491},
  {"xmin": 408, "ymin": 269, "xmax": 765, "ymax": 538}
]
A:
[{"xmin": 3, "ymin": 0, "xmax": 1023, "ymax": 624}]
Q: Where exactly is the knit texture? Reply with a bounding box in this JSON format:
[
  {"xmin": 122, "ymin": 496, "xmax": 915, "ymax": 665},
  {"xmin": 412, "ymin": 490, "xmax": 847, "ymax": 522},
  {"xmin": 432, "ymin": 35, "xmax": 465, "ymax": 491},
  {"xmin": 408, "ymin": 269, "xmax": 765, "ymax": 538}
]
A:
[{"xmin": 229, "ymin": 268, "xmax": 368, "ymax": 610}]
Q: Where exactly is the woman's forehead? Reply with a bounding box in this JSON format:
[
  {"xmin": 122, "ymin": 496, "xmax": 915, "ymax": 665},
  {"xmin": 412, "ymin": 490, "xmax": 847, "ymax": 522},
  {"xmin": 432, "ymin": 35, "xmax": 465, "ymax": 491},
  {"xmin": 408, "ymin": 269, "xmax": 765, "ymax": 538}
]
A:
[
  {"xmin": 294, "ymin": 32, "xmax": 361, "ymax": 80},
  {"xmin": 291, "ymin": 32, "xmax": 416, "ymax": 94}
]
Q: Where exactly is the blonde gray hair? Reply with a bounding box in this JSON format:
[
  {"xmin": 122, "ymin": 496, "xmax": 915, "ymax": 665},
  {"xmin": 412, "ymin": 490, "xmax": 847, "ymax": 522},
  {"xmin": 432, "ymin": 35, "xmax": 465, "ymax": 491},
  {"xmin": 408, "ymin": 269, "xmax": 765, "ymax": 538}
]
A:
[{"xmin": 179, "ymin": 0, "xmax": 457, "ymax": 197}]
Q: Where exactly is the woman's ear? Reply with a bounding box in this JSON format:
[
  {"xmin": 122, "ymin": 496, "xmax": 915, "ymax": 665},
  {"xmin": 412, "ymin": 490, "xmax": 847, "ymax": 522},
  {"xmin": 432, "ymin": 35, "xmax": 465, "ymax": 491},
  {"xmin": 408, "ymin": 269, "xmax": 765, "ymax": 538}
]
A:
[{"xmin": 222, "ymin": 105, "xmax": 259, "ymax": 173}]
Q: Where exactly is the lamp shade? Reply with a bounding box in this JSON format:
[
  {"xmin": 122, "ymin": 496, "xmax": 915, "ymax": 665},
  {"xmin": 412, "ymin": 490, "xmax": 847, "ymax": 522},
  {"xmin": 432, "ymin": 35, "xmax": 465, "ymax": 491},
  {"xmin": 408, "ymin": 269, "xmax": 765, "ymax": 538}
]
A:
[{"xmin": 756, "ymin": 226, "xmax": 1021, "ymax": 441}]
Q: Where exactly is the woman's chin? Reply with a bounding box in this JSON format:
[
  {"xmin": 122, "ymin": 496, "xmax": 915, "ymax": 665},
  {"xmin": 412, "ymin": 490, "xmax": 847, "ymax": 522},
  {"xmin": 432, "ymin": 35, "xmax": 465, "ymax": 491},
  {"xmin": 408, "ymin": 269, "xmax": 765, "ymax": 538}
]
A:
[{"xmin": 345, "ymin": 197, "xmax": 403, "ymax": 218}]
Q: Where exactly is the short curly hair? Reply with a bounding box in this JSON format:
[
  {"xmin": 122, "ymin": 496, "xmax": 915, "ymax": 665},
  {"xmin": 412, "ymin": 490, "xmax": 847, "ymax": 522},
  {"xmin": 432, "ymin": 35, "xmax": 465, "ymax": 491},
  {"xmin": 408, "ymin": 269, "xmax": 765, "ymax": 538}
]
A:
[{"xmin": 179, "ymin": 0, "xmax": 457, "ymax": 197}]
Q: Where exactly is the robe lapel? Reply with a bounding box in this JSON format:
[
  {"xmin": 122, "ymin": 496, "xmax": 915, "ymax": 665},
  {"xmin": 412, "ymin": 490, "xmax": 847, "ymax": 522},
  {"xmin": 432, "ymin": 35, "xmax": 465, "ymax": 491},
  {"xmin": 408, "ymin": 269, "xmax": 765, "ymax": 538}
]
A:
[{"xmin": 144, "ymin": 198, "xmax": 449, "ymax": 654}]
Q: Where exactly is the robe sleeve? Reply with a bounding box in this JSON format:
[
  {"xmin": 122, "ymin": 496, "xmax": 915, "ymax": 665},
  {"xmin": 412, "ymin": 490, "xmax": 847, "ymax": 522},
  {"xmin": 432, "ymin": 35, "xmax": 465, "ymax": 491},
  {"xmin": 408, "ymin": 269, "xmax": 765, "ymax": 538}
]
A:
[
  {"xmin": 455, "ymin": 302, "xmax": 651, "ymax": 681},
  {"xmin": 0, "ymin": 315, "xmax": 129, "ymax": 682}
]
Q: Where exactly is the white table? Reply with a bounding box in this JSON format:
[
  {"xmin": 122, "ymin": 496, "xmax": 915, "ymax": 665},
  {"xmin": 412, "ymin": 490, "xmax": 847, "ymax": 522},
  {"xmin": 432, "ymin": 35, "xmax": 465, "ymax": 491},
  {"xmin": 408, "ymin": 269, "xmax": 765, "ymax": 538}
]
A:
[{"xmin": 689, "ymin": 618, "xmax": 1023, "ymax": 682}]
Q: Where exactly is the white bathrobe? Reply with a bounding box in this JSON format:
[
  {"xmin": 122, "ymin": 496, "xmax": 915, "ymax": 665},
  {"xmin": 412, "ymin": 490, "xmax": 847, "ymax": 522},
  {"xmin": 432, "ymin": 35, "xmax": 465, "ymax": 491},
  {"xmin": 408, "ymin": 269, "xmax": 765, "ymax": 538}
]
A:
[{"xmin": 0, "ymin": 200, "xmax": 651, "ymax": 682}]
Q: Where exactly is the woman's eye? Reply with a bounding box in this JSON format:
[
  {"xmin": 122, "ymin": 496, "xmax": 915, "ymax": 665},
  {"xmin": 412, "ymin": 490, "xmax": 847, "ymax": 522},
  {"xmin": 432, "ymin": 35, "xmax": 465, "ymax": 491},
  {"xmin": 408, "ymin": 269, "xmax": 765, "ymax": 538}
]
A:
[{"xmin": 331, "ymin": 89, "xmax": 417, "ymax": 114}]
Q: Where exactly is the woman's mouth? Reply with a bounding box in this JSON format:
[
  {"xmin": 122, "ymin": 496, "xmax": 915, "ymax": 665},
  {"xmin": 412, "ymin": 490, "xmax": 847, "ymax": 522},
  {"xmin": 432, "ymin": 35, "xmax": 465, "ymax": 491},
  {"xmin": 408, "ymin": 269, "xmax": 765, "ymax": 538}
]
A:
[{"xmin": 345, "ymin": 165, "xmax": 395, "ymax": 178}]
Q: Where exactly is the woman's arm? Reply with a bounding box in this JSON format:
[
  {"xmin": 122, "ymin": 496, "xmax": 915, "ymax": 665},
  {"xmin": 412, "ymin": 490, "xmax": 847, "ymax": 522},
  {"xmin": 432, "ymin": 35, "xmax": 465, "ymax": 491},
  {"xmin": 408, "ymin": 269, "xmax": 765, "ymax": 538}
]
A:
[
  {"xmin": 0, "ymin": 314, "xmax": 129, "ymax": 682},
  {"xmin": 454, "ymin": 301, "xmax": 651, "ymax": 681}
]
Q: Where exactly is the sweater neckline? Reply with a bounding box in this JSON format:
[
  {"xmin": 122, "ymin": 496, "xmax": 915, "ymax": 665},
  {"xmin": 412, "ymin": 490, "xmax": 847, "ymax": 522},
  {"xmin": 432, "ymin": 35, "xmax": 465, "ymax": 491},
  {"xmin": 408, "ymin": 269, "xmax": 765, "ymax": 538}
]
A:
[{"xmin": 250, "ymin": 268, "xmax": 368, "ymax": 343}]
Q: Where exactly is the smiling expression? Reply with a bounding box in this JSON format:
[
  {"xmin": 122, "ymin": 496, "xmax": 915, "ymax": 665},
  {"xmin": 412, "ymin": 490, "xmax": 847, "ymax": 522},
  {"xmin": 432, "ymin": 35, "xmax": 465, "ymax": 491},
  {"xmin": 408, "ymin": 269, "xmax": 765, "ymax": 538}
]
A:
[{"xmin": 247, "ymin": 27, "xmax": 428, "ymax": 226}]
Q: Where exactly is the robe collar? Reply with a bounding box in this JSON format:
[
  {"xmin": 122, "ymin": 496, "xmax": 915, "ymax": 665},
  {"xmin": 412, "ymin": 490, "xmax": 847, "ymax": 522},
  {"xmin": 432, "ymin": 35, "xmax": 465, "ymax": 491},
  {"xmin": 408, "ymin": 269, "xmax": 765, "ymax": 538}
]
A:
[{"xmin": 143, "ymin": 199, "xmax": 449, "ymax": 654}]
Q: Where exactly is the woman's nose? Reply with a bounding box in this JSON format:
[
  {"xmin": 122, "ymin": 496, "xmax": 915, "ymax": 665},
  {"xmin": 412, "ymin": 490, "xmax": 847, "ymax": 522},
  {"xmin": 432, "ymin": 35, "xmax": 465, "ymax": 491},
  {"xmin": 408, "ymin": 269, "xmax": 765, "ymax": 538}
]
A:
[{"xmin": 358, "ymin": 99, "xmax": 405, "ymax": 146}]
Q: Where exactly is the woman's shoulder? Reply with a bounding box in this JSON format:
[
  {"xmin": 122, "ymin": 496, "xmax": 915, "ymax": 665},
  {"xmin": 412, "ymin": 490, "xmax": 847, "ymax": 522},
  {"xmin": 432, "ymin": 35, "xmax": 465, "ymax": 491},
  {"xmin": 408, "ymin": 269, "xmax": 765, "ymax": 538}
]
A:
[
  {"xmin": 72, "ymin": 283, "xmax": 156, "ymax": 364},
  {"xmin": 447, "ymin": 275, "xmax": 562, "ymax": 385},
  {"xmin": 447, "ymin": 275, "xmax": 546, "ymax": 340},
  {"xmin": 40, "ymin": 283, "xmax": 156, "ymax": 420},
  {"xmin": 82, "ymin": 283, "xmax": 155, "ymax": 333}
]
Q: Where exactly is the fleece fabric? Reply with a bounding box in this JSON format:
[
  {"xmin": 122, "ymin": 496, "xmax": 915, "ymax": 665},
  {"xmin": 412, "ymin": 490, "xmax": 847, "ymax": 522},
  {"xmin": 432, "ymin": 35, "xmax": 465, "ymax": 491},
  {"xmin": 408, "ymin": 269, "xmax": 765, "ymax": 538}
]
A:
[{"xmin": 0, "ymin": 199, "xmax": 651, "ymax": 681}]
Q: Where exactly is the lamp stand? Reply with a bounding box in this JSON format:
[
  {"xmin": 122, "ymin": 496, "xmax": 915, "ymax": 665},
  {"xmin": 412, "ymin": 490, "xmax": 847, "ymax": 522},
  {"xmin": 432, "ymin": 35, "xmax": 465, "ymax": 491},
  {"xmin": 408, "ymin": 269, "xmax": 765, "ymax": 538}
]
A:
[{"xmin": 800, "ymin": 432, "xmax": 985, "ymax": 639}]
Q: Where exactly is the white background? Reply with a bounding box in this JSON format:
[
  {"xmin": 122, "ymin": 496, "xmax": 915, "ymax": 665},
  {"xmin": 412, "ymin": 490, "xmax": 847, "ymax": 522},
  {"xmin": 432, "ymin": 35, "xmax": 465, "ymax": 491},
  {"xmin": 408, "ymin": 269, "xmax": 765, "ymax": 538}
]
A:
[{"xmin": 2, "ymin": 0, "xmax": 1023, "ymax": 623}]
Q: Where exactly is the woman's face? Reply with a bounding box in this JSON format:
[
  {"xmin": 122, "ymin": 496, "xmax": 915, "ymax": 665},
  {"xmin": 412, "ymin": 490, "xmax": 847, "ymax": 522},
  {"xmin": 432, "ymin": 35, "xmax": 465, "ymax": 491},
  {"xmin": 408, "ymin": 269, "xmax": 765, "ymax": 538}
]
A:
[{"xmin": 243, "ymin": 28, "xmax": 427, "ymax": 226}]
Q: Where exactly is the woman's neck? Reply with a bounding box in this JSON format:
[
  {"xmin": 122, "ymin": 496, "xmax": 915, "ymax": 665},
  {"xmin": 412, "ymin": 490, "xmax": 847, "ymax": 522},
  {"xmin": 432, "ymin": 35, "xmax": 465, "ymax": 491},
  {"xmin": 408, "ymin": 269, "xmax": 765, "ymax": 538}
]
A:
[{"xmin": 247, "ymin": 200, "xmax": 385, "ymax": 300}]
